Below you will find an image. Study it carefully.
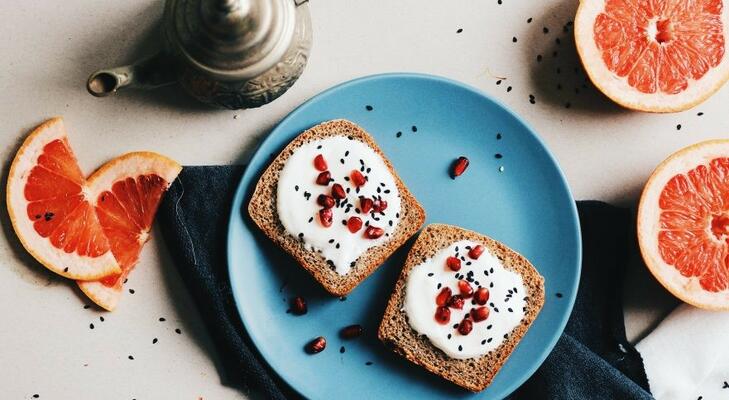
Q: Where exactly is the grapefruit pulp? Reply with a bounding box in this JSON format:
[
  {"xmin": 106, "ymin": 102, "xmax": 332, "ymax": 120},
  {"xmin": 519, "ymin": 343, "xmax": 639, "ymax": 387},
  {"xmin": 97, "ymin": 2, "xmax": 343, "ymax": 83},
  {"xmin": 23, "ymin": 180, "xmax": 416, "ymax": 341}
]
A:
[
  {"xmin": 575, "ymin": 0, "xmax": 729, "ymax": 112},
  {"xmin": 6, "ymin": 118, "xmax": 119, "ymax": 280},
  {"xmin": 78, "ymin": 153, "xmax": 181, "ymax": 311},
  {"xmin": 638, "ymin": 140, "xmax": 729, "ymax": 309}
]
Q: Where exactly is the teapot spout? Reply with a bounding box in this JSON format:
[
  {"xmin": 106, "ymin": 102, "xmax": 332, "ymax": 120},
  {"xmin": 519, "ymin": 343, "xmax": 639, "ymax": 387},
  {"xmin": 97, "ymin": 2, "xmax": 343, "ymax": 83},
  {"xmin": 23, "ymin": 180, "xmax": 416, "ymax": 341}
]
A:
[{"xmin": 86, "ymin": 52, "xmax": 175, "ymax": 97}]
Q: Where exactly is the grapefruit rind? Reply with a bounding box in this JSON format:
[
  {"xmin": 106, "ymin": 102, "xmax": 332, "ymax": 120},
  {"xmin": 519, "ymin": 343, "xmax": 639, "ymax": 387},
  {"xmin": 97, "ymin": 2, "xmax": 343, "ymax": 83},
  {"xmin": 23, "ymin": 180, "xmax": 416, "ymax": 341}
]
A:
[
  {"xmin": 6, "ymin": 118, "xmax": 120, "ymax": 280},
  {"xmin": 78, "ymin": 152, "xmax": 181, "ymax": 311},
  {"xmin": 638, "ymin": 140, "xmax": 729, "ymax": 310},
  {"xmin": 575, "ymin": 0, "xmax": 729, "ymax": 113}
]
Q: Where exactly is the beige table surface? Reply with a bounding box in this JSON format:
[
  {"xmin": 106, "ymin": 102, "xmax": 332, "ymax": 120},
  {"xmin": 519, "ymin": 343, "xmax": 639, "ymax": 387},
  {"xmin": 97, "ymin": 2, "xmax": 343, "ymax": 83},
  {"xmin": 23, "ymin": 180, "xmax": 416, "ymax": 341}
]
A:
[{"xmin": 2, "ymin": 0, "xmax": 725, "ymax": 399}]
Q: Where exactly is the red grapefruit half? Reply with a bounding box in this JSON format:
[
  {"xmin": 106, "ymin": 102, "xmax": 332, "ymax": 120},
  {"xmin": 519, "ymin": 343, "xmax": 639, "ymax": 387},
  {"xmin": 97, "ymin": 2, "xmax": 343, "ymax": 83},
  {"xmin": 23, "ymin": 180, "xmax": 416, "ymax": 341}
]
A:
[
  {"xmin": 575, "ymin": 0, "xmax": 729, "ymax": 112},
  {"xmin": 6, "ymin": 118, "xmax": 120, "ymax": 280},
  {"xmin": 78, "ymin": 152, "xmax": 181, "ymax": 311},
  {"xmin": 638, "ymin": 140, "xmax": 729, "ymax": 309}
]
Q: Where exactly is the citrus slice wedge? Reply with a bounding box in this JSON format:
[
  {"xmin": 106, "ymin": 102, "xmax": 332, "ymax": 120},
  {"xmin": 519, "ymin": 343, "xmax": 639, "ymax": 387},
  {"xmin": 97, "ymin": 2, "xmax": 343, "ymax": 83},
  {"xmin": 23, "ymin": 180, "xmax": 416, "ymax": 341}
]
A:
[
  {"xmin": 575, "ymin": 0, "xmax": 729, "ymax": 112},
  {"xmin": 78, "ymin": 152, "xmax": 181, "ymax": 311},
  {"xmin": 638, "ymin": 140, "xmax": 729, "ymax": 309},
  {"xmin": 6, "ymin": 118, "xmax": 120, "ymax": 280}
]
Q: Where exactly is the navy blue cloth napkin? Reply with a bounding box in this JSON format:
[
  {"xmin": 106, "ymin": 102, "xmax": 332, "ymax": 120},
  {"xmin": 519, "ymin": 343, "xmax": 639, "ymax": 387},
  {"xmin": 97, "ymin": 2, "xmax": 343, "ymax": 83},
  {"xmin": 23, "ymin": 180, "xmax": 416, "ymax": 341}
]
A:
[{"xmin": 158, "ymin": 166, "xmax": 653, "ymax": 400}]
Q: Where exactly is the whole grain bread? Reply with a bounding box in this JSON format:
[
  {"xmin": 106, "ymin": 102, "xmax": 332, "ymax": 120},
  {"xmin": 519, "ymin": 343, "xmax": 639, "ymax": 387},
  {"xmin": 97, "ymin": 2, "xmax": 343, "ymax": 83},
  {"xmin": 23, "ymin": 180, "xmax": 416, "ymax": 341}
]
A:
[
  {"xmin": 378, "ymin": 223, "xmax": 545, "ymax": 392},
  {"xmin": 248, "ymin": 119, "xmax": 426, "ymax": 296}
]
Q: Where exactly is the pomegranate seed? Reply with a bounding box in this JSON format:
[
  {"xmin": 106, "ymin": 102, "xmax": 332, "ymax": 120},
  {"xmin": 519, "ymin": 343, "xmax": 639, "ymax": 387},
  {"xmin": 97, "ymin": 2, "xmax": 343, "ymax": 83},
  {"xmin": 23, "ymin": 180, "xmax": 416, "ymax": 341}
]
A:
[
  {"xmin": 340, "ymin": 324, "xmax": 363, "ymax": 339},
  {"xmin": 316, "ymin": 171, "xmax": 331, "ymax": 185},
  {"xmin": 359, "ymin": 197, "xmax": 374, "ymax": 214},
  {"xmin": 331, "ymin": 183, "xmax": 346, "ymax": 199},
  {"xmin": 373, "ymin": 198, "xmax": 388, "ymax": 213},
  {"xmin": 435, "ymin": 287, "xmax": 452, "ymax": 306},
  {"xmin": 434, "ymin": 306, "xmax": 451, "ymax": 324},
  {"xmin": 347, "ymin": 216, "xmax": 363, "ymax": 233},
  {"xmin": 364, "ymin": 226, "xmax": 384, "ymax": 239},
  {"xmin": 317, "ymin": 194, "xmax": 335, "ymax": 209},
  {"xmin": 447, "ymin": 294, "xmax": 465, "ymax": 309},
  {"xmin": 290, "ymin": 296, "xmax": 307, "ymax": 315},
  {"xmin": 306, "ymin": 336, "xmax": 327, "ymax": 354},
  {"xmin": 451, "ymin": 156, "xmax": 470, "ymax": 179},
  {"xmin": 351, "ymin": 170, "xmax": 367, "ymax": 187},
  {"xmin": 458, "ymin": 280, "xmax": 473, "ymax": 298},
  {"xmin": 471, "ymin": 306, "xmax": 490, "ymax": 322},
  {"xmin": 468, "ymin": 245, "xmax": 484, "ymax": 259},
  {"xmin": 313, "ymin": 154, "xmax": 328, "ymax": 171},
  {"xmin": 319, "ymin": 208, "xmax": 333, "ymax": 227},
  {"xmin": 473, "ymin": 287, "xmax": 490, "ymax": 305},
  {"xmin": 446, "ymin": 256, "xmax": 461, "ymax": 271},
  {"xmin": 458, "ymin": 318, "xmax": 473, "ymax": 335}
]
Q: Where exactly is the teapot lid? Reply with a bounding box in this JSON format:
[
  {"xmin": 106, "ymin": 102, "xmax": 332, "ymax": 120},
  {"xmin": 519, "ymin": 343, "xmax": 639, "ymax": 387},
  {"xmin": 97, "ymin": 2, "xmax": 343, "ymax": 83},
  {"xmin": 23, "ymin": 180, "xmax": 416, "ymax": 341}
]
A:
[{"xmin": 165, "ymin": 0, "xmax": 297, "ymax": 80}]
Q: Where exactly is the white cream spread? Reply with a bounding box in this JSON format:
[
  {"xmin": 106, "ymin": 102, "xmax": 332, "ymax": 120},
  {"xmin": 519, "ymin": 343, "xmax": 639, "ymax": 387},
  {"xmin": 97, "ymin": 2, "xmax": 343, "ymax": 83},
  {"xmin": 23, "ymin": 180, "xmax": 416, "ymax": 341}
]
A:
[
  {"xmin": 403, "ymin": 240, "xmax": 527, "ymax": 359},
  {"xmin": 276, "ymin": 135, "xmax": 401, "ymax": 275}
]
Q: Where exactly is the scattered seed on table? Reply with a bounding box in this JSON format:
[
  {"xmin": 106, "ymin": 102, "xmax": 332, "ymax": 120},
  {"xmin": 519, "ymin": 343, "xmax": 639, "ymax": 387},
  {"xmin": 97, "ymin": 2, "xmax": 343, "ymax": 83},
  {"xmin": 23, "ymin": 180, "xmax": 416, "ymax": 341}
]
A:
[
  {"xmin": 159, "ymin": 317, "xmax": 166, "ymax": 322},
  {"xmin": 89, "ymin": 323, "xmax": 94, "ymax": 330},
  {"xmin": 83, "ymin": 305, "xmax": 90, "ymax": 309},
  {"xmin": 128, "ymin": 355, "xmax": 134, "ymax": 360},
  {"xmin": 396, "ymin": 131, "xmax": 402, "ymax": 138},
  {"xmin": 456, "ymin": 28, "xmax": 463, "ymax": 33},
  {"xmin": 527, "ymin": 17, "xmax": 533, "ymax": 23},
  {"xmin": 33, "ymin": 395, "xmax": 39, "ymax": 399},
  {"xmin": 497, "ymin": 0, "xmax": 502, "ymax": 4},
  {"xmin": 495, "ymin": 153, "xmax": 503, "ymax": 159},
  {"xmin": 365, "ymin": 105, "xmax": 373, "ymax": 111},
  {"xmin": 512, "ymin": 37, "xmax": 517, "ymax": 43},
  {"xmin": 506, "ymin": 86, "xmax": 512, "ymax": 92},
  {"xmin": 175, "ymin": 328, "xmax": 182, "ymax": 334},
  {"xmin": 340, "ymin": 346, "xmax": 346, "ymax": 354},
  {"xmin": 128, "ymin": 289, "xmax": 135, "ymax": 294},
  {"xmin": 496, "ymin": 79, "xmax": 502, "ymax": 85},
  {"xmin": 496, "ymin": 133, "xmax": 502, "ymax": 140},
  {"xmin": 99, "ymin": 316, "xmax": 104, "ymax": 322},
  {"xmin": 153, "ymin": 338, "xmax": 158, "ymax": 344},
  {"xmin": 676, "ymin": 124, "xmax": 682, "ymax": 130},
  {"xmin": 698, "ymin": 112, "xmax": 704, "ymax": 116},
  {"xmin": 411, "ymin": 125, "xmax": 417, "ymax": 132},
  {"xmin": 556, "ymin": 292, "xmax": 564, "ymax": 298},
  {"xmin": 365, "ymin": 361, "xmax": 373, "ymax": 366},
  {"xmin": 543, "ymin": 27, "xmax": 549, "ymax": 34}
]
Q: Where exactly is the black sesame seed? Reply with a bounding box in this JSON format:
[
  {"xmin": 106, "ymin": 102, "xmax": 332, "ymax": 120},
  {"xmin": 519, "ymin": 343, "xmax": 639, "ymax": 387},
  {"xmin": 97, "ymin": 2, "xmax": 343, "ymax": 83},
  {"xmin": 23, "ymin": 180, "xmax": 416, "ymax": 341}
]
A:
[
  {"xmin": 427, "ymin": 272, "xmax": 434, "ymax": 277},
  {"xmin": 84, "ymin": 305, "xmax": 90, "ymax": 309},
  {"xmin": 496, "ymin": 79, "xmax": 502, "ymax": 85},
  {"xmin": 129, "ymin": 289, "xmax": 135, "ymax": 294},
  {"xmin": 340, "ymin": 346, "xmax": 346, "ymax": 353},
  {"xmin": 456, "ymin": 28, "xmax": 463, "ymax": 33},
  {"xmin": 537, "ymin": 54, "xmax": 543, "ymax": 62},
  {"xmin": 317, "ymin": 145, "xmax": 322, "ymax": 149},
  {"xmin": 33, "ymin": 395, "xmax": 39, "ymax": 399},
  {"xmin": 508, "ymin": 308, "xmax": 514, "ymax": 312},
  {"xmin": 294, "ymin": 185, "xmax": 299, "ymax": 191},
  {"xmin": 698, "ymin": 112, "xmax": 704, "ymax": 116},
  {"xmin": 99, "ymin": 316, "xmax": 104, "ymax": 322},
  {"xmin": 365, "ymin": 105, "xmax": 373, "ymax": 111},
  {"xmin": 396, "ymin": 131, "xmax": 402, "ymax": 138},
  {"xmin": 128, "ymin": 355, "xmax": 134, "ymax": 360},
  {"xmin": 507, "ymin": 86, "xmax": 512, "ymax": 92},
  {"xmin": 159, "ymin": 317, "xmax": 166, "ymax": 322},
  {"xmin": 487, "ymin": 338, "xmax": 492, "ymax": 343},
  {"xmin": 175, "ymin": 328, "xmax": 182, "ymax": 334},
  {"xmin": 365, "ymin": 361, "xmax": 373, "ymax": 366},
  {"xmin": 437, "ymin": 283, "xmax": 442, "ymax": 289},
  {"xmin": 487, "ymin": 324, "xmax": 492, "ymax": 329},
  {"xmin": 527, "ymin": 17, "xmax": 532, "ymax": 23},
  {"xmin": 543, "ymin": 27, "xmax": 549, "ymax": 34},
  {"xmin": 89, "ymin": 323, "xmax": 94, "ymax": 329},
  {"xmin": 556, "ymin": 292, "xmax": 563, "ymax": 298},
  {"xmin": 677, "ymin": 124, "xmax": 682, "ymax": 130},
  {"xmin": 411, "ymin": 125, "xmax": 417, "ymax": 132},
  {"xmin": 64, "ymin": 267, "xmax": 69, "ymax": 272},
  {"xmin": 153, "ymin": 338, "xmax": 158, "ymax": 344},
  {"xmin": 512, "ymin": 37, "xmax": 517, "ymax": 43},
  {"xmin": 458, "ymin": 345, "xmax": 463, "ymax": 351},
  {"xmin": 495, "ymin": 153, "xmax": 503, "ymax": 159},
  {"xmin": 448, "ymin": 333, "xmax": 452, "ymax": 339}
]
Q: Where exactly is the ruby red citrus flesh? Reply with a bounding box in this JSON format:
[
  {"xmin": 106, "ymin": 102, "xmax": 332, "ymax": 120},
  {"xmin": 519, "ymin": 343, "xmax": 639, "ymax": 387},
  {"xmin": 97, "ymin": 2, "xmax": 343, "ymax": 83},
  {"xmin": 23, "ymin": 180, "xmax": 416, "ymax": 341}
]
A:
[
  {"xmin": 575, "ymin": 0, "xmax": 729, "ymax": 112},
  {"xmin": 6, "ymin": 118, "xmax": 119, "ymax": 280},
  {"xmin": 638, "ymin": 140, "xmax": 729, "ymax": 309},
  {"xmin": 77, "ymin": 152, "xmax": 181, "ymax": 311}
]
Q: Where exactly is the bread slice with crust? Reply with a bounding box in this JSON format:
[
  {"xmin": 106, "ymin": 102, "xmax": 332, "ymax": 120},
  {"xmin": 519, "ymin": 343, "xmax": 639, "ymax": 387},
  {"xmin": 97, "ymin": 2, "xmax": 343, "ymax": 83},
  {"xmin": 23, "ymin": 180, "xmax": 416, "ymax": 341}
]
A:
[
  {"xmin": 248, "ymin": 119, "xmax": 426, "ymax": 296},
  {"xmin": 378, "ymin": 223, "xmax": 545, "ymax": 392}
]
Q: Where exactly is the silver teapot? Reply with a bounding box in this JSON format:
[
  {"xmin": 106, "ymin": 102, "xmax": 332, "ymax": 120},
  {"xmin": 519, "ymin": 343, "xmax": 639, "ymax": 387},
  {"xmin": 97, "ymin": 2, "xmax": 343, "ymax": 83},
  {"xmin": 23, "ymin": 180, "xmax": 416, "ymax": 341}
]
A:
[{"xmin": 86, "ymin": 0, "xmax": 312, "ymax": 109}]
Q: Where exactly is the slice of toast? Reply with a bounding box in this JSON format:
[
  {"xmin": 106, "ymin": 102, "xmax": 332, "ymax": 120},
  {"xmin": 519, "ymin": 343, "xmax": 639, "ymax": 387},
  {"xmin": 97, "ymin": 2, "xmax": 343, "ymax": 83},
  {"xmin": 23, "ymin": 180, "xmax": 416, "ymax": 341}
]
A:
[
  {"xmin": 378, "ymin": 223, "xmax": 545, "ymax": 392},
  {"xmin": 248, "ymin": 119, "xmax": 425, "ymax": 296}
]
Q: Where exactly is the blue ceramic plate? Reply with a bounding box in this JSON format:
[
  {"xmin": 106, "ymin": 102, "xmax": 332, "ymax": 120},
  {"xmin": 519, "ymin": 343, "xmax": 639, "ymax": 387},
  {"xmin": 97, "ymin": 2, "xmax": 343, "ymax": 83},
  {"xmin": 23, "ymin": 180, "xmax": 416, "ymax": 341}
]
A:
[{"xmin": 227, "ymin": 73, "xmax": 581, "ymax": 399}]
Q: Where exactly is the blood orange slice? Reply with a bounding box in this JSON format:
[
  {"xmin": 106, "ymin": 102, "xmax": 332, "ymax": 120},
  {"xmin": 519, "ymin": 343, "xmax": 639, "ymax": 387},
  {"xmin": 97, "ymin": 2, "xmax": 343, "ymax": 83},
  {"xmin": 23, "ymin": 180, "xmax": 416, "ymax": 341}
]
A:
[
  {"xmin": 78, "ymin": 152, "xmax": 181, "ymax": 311},
  {"xmin": 575, "ymin": 0, "xmax": 729, "ymax": 112},
  {"xmin": 6, "ymin": 118, "xmax": 120, "ymax": 280},
  {"xmin": 638, "ymin": 140, "xmax": 729, "ymax": 309}
]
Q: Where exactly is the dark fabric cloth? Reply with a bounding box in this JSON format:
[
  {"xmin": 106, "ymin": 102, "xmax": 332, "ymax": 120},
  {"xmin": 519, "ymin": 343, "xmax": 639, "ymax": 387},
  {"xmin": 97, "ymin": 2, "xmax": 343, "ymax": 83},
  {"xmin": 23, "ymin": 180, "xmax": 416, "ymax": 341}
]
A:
[{"xmin": 158, "ymin": 167, "xmax": 652, "ymax": 400}]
